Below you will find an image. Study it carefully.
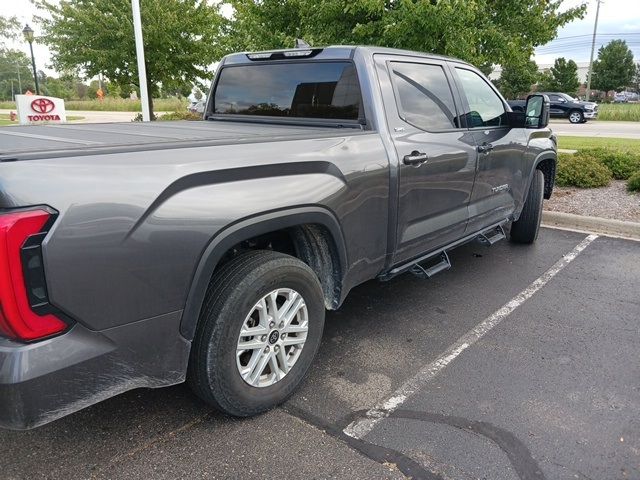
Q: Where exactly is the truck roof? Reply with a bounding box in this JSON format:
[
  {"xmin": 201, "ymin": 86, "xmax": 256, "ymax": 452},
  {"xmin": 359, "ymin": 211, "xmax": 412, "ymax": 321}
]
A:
[{"xmin": 222, "ymin": 45, "xmax": 471, "ymax": 67}]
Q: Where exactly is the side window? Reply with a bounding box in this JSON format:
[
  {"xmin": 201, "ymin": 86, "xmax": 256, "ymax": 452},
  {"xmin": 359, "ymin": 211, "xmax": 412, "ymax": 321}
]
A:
[
  {"xmin": 455, "ymin": 68, "xmax": 507, "ymax": 128},
  {"xmin": 390, "ymin": 62, "xmax": 459, "ymax": 131},
  {"xmin": 548, "ymin": 94, "xmax": 561, "ymax": 102}
]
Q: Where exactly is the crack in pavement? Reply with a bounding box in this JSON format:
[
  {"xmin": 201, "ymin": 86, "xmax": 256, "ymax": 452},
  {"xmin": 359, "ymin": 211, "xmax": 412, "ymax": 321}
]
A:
[{"xmin": 287, "ymin": 406, "xmax": 547, "ymax": 480}]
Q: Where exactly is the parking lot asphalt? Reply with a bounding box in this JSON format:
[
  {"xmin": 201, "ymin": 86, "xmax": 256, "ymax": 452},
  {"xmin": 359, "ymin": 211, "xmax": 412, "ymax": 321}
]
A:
[{"xmin": 1, "ymin": 227, "xmax": 638, "ymax": 480}]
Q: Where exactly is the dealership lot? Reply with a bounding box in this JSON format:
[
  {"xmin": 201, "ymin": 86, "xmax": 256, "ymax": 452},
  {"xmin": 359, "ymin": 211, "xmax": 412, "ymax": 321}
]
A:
[{"xmin": 1, "ymin": 227, "xmax": 638, "ymax": 480}]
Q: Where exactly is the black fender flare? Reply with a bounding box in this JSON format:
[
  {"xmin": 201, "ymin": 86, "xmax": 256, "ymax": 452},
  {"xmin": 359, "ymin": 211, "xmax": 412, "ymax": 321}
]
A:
[{"xmin": 179, "ymin": 206, "xmax": 347, "ymax": 340}]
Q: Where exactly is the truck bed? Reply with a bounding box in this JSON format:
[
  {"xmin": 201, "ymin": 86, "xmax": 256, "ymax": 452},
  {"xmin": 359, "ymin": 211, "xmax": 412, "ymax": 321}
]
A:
[{"xmin": 0, "ymin": 120, "xmax": 357, "ymax": 161}]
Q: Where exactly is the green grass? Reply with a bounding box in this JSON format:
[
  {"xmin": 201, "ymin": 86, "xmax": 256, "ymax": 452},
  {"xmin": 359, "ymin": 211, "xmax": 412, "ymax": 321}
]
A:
[
  {"xmin": 597, "ymin": 103, "xmax": 640, "ymax": 122},
  {"xmin": 0, "ymin": 97, "xmax": 188, "ymax": 112},
  {"xmin": 0, "ymin": 113, "xmax": 84, "ymax": 126},
  {"xmin": 558, "ymin": 136, "xmax": 640, "ymax": 154}
]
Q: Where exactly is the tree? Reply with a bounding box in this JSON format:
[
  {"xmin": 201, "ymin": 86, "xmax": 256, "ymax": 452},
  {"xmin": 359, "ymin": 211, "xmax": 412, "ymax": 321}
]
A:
[
  {"xmin": 496, "ymin": 60, "xmax": 539, "ymax": 99},
  {"xmin": 35, "ymin": 0, "xmax": 226, "ymax": 117},
  {"xmin": 537, "ymin": 70, "xmax": 556, "ymax": 92},
  {"xmin": 224, "ymin": 0, "xmax": 586, "ymax": 74},
  {"xmin": 0, "ymin": 15, "xmax": 20, "ymax": 47},
  {"xmin": 550, "ymin": 57, "xmax": 580, "ymax": 94},
  {"xmin": 0, "ymin": 49, "xmax": 35, "ymax": 100},
  {"xmin": 591, "ymin": 39, "xmax": 636, "ymax": 93},
  {"xmin": 630, "ymin": 63, "xmax": 640, "ymax": 93}
]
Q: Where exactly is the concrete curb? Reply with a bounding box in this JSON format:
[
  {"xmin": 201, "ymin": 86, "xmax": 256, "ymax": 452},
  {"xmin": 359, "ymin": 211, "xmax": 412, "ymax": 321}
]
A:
[{"xmin": 542, "ymin": 211, "xmax": 640, "ymax": 241}]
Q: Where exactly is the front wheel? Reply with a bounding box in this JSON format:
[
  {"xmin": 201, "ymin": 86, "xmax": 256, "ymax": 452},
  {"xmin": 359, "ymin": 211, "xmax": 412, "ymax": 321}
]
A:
[
  {"xmin": 568, "ymin": 110, "xmax": 584, "ymax": 124},
  {"xmin": 510, "ymin": 169, "xmax": 544, "ymax": 244},
  {"xmin": 188, "ymin": 250, "xmax": 325, "ymax": 417}
]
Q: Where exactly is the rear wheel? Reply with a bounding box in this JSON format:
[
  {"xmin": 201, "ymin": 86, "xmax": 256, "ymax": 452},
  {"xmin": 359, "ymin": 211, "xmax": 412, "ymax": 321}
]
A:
[
  {"xmin": 510, "ymin": 169, "xmax": 544, "ymax": 244},
  {"xmin": 188, "ymin": 250, "xmax": 325, "ymax": 416},
  {"xmin": 568, "ymin": 110, "xmax": 584, "ymax": 124}
]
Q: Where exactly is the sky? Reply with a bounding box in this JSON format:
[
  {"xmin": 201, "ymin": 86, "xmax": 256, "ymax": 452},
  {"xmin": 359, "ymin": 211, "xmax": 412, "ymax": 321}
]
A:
[
  {"xmin": 533, "ymin": 0, "xmax": 640, "ymax": 66},
  {"xmin": 3, "ymin": 0, "xmax": 640, "ymax": 76}
]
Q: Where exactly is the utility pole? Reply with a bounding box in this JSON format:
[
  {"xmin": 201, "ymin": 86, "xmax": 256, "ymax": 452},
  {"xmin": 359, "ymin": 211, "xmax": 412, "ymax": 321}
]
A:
[
  {"xmin": 16, "ymin": 63, "xmax": 22, "ymax": 94},
  {"xmin": 131, "ymin": 0, "xmax": 151, "ymax": 121},
  {"xmin": 585, "ymin": 0, "xmax": 602, "ymax": 101}
]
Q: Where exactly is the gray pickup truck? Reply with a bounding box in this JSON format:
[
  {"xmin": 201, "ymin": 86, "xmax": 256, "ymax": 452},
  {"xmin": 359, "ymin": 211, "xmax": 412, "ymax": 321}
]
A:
[{"xmin": 0, "ymin": 45, "xmax": 555, "ymax": 429}]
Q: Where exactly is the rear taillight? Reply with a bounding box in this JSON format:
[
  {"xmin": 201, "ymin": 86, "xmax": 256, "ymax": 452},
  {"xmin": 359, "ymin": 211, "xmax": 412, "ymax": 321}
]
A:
[{"xmin": 0, "ymin": 209, "xmax": 66, "ymax": 341}]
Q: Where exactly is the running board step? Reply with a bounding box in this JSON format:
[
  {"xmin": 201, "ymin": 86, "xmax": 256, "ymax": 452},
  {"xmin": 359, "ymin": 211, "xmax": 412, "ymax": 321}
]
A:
[
  {"xmin": 410, "ymin": 251, "xmax": 451, "ymax": 279},
  {"xmin": 477, "ymin": 225, "xmax": 506, "ymax": 246}
]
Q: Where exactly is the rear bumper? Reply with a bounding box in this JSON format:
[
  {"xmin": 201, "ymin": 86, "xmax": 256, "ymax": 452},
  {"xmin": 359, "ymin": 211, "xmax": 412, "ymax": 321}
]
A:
[{"xmin": 0, "ymin": 311, "xmax": 189, "ymax": 430}]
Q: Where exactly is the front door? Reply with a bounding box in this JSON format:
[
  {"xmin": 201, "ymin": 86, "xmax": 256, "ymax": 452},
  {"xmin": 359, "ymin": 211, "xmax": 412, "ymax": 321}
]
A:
[
  {"xmin": 376, "ymin": 57, "xmax": 477, "ymax": 265},
  {"xmin": 450, "ymin": 66, "xmax": 528, "ymax": 233}
]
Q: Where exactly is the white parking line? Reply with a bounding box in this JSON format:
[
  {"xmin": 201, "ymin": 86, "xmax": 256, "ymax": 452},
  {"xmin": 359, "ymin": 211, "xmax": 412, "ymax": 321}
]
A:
[{"xmin": 343, "ymin": 234, "xmax": 599, "ymax": 439}]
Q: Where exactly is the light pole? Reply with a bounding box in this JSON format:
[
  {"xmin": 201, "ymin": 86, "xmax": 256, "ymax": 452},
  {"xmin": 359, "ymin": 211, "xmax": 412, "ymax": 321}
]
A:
[
  {"xmin": 22, "ymin": 24, "xmax": 40, "ymax": 95},
  {"xmin": 585, "ymin": 0, "xmax": 602, "ymax": 102}
]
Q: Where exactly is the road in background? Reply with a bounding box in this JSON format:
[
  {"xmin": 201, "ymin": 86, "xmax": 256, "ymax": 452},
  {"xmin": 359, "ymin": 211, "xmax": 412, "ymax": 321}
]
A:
[{"xmin": 550, "ymin": 119, "xmax": 640, "ymax": 139}]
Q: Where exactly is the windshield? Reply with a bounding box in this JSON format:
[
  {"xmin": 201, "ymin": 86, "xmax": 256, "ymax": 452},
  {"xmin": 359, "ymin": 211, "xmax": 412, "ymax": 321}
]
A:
[
  {"xmin": 560, "ymin": 93, "xmax": 580, "ymax": 102},
  {"xmin": 212, "ymin": 62, "xmax": 363, "ymax": 121}
]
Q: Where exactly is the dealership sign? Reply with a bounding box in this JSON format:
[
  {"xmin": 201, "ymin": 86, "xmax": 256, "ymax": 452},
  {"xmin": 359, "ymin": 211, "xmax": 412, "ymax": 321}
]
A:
[{"xmin": 15, "ymin": 95, "xmax": 67, "ymax": 124}]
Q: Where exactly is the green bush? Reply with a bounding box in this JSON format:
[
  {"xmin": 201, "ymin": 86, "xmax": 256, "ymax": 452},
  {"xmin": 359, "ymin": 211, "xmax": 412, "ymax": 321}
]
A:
[
  {"xmin": 556, "ymin": 152, "xmax": 612, "ymax": 188},
  {"xmin": 580, "ymin": 147, "xmax": 640, "ymax": 180},
  {"xmin": 628, "ymin": 171, "xmax": 640, "ymax": 192},
  {"xmin": 158, "ymin": 111, "xmax": 202, "ymax": 121}
]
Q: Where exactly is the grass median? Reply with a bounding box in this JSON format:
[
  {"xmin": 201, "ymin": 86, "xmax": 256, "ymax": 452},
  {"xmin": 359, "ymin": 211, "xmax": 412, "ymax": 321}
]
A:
[
  {"xmin": 0, "ymin": 97, "xmax": 188, "ymax": 112},
  {"xmin": 558, "ymin": 136, "xmax": 640, "ymax": 154},
  {"xmin": 597, "ymin": 103, "xmax": 640, "ymax": 122}
]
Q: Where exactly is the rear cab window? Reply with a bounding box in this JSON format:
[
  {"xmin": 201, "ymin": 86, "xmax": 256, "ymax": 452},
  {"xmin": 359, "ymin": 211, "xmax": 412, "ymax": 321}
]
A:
[
  {"xmin": 389, "ymin": 62, "xmax": 461, "ymax": 131},
  {"xmin": 212, "ymin": 62, "xmax": 363, "ymax": 123}
]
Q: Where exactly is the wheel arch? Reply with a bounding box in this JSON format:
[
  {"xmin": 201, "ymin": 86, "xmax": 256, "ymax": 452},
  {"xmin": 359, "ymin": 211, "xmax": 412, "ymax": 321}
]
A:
[
  {"xmin": 515, "ymin": 152, "xmax": 556, "ymax": 220},
  {"xmin": 179, "ymin": 206, "xmax": 347, "ymax": 340}
]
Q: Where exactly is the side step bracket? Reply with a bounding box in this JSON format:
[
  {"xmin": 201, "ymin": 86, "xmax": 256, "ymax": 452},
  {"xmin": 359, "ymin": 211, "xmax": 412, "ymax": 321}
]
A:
[
  {"xmin": 410, "ymin": 251, "xmax": 451, "ymax": 279},
  {"xmin": 477, "ymin": 225, "xmax": 505, "ymax": 246}
]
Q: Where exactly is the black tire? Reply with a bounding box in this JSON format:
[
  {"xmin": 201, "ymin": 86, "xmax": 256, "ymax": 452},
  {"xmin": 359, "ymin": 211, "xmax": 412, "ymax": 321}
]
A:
[
  {"xmin": 510, "ymin": 169, "xmax": 544, "ymax": 244},
  {"xmin": 568, "ymin": 110, "xmax": 584, "ymax": 124},
  {"xmin": 187, "ymin": 250, "xmax": 325, "ymax": 417}
]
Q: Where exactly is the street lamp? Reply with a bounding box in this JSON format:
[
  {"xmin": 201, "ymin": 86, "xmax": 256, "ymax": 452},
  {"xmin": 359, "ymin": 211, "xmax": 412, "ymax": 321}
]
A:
[{"xmin": 22, "ymin": 24, "xmax": 40, "ymax": 95}]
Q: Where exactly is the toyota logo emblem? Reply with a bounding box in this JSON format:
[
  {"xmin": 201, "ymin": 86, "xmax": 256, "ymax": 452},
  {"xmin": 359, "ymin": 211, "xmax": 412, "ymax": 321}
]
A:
[{"xmin": 31, "ymin": 98, "xmax": 55, "ymax": 114}]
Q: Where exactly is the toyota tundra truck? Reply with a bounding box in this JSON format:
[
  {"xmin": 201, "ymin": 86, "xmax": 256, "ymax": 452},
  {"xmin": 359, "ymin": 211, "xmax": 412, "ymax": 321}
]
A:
[{"xmin": 0, "ymin": 46, "xmax": 556, "ymax": 429}]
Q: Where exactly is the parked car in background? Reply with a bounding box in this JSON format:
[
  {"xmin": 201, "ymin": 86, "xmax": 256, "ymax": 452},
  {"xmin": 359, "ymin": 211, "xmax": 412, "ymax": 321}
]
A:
[
  {"xmin": 614, "ymin": 91, "xmax": 639, "ymax": 103},
  {"xmin": 509, "ymin": 92, "xmax": 597, "ymax": 124},
  {"xmin": 188, "ymin": 98, "xmax": 207, "ymax": 114},
  {"xmin": 614, "ymin": 92, "xmax": 628, "ymax": 103}
]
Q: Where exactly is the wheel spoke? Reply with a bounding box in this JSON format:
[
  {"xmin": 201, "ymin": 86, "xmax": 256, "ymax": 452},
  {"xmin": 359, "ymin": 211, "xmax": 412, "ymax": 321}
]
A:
[
  {"xmin": 281, "ymin": 296, "xmax": 304, "ymax": 328},
  {"xmin": 282, "ymin": 336, "xmax": 306, "ymax": 347},
  {"xmin": 237, "ymin": 337, "xmax": 265, "ymax": 351},
  {"xmin": 240, "ymin": 324, "xmax": 268, "ymax": 337},
  {"xmin": 249, "ymin": 350, "xmax": 272, "ymax": 385},
  {"xmin": 283, "ymin": 323, "xmax": 308, "ymax": 334},
  {"xmin": 276, "ymin": 347, "xmax": 290, "ymax": 375},
  {"xmin": 269, "ymin": 354, "xmax": 284, "ymax": 381}
]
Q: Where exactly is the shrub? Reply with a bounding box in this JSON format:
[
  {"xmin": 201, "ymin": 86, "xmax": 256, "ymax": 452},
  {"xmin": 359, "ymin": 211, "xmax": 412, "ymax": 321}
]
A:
[
  {"xmin": 628, "ymin": 171, "xmax": 640, "ymax": 192},
  {"xmin": 580, "ymin": 147, "xmax": 640, "ymax": 180},
  {"xmin": 556, "ymin": 152, "xmax": 612, "ymax": 188},
  {"xmin": 158, "ymin": 111, "xmax": 202, "ymax": 121}
]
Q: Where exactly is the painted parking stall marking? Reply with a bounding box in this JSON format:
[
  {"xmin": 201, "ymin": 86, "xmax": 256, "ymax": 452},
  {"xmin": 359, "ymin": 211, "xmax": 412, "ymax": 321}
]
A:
[{"xmin": 344, "ymin": 234, "xmax": 599, "ymax": 439}]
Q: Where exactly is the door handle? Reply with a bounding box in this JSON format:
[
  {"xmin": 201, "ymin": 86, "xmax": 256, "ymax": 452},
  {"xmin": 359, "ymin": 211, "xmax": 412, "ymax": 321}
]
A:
[
  {"xmin": 477, "ymin": 143, "xmax": 494, "ymax": 154},
  {"xmin": 403, "ymin": 151, "xmax": 429, "ymax": 166}
]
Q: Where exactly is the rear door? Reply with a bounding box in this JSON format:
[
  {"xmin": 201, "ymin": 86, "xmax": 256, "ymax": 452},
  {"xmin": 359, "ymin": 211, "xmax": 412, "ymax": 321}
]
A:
[
  {"xmin": 450, "ymin": 65, "xmax": 528, "ymax": 233},
  {"xmin": 375, "ymin": 56, "xmax": 477, "ymax": 265}
]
